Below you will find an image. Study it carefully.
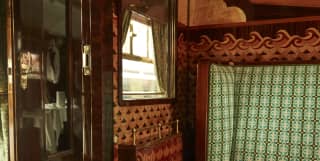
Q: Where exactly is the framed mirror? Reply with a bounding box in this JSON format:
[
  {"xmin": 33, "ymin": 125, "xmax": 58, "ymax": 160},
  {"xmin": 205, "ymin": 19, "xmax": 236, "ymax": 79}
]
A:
[{"xmin": 119, "ymin": 0, "xmax": 176, "ymax": 104}]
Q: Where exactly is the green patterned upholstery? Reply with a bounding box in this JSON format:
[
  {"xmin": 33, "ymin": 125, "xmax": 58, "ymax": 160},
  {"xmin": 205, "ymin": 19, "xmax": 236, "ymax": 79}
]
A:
[
  {"xmin": 208, "ymin": 65, "xmax": 235, "ymax": 161},
  {"xmin": 208, "ymin": 64, "xmax": 320, "ymax": 161}
]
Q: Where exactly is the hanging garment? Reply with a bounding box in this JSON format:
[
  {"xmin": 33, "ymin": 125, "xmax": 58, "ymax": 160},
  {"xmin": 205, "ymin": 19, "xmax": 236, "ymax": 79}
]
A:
[{"xmin": 46, "ymin": 40, "xmax": 60, "ymax": 84}]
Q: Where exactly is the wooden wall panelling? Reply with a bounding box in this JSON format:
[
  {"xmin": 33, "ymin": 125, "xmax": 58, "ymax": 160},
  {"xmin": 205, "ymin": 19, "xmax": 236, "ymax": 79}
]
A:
[
  {"xmin": 195, "ymin": 63, "xmax": 210, "ymax": 161},
  {"xmin": 90, "ymin": 0, "xmax": 114, "ymax": 160},
  {"xmin": 177, "ymin": 25, "xmax": 195, "ymax": 161}
]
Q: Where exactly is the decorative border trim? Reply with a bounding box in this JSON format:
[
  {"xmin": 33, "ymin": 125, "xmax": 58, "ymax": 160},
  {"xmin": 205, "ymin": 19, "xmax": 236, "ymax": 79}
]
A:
[{"xmin": 189, "ymin": 27, "xmax": 320, "ymax": 64}]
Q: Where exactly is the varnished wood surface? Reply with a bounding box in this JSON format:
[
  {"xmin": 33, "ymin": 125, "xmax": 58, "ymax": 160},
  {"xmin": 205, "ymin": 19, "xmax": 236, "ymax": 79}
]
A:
[
  {"xmin": 195, "ymin": 63, "xmax": 210, "ymax": 161},
  {"xmin": 6, "ymin": 0, "xmax": 16, "ymax": 161}
]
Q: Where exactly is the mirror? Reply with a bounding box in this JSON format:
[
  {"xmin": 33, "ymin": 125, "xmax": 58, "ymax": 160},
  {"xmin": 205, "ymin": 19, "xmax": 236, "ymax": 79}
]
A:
[{"xmin": 120, "ymin": 0, "xmax": 176, "ymax": 102}]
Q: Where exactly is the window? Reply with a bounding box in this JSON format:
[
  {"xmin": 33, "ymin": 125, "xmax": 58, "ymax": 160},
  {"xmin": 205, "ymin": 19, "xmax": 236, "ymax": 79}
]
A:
[{"xmin": 122, "ymin": 11, "xmax": 166, "ymax": 100}]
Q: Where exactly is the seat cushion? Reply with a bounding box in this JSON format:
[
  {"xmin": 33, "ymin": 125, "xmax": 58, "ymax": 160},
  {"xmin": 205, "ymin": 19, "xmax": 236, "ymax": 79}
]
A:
[{"xmin": 208, "ymin": 64, "xmax": 320, "ymax": 161}]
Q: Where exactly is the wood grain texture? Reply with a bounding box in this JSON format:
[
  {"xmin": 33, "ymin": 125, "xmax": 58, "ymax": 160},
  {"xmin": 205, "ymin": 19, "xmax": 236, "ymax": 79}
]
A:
[
  {"xmin": 90, "ymin": 0, "xmax": 114, "ymax": 161},
  {"xmin": 195, "ymin": 63, "xmax": 209, "ymax": 161}
]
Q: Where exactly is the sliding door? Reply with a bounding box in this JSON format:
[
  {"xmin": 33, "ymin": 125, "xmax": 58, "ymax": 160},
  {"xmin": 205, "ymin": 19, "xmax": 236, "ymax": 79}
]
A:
[{"xmin": 7, "ymin": 0, "xmax": 92, "ymax": 160}]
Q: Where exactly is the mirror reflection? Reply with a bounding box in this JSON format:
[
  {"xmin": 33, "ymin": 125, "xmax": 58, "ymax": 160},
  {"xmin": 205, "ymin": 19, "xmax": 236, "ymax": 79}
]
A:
[
  {"xmin": 43, "ymin": 0, "xmax": 70, "ymax": 154},
  {"xmin": 121, "ymin": 0, "xmax": 175, "ymax": 100}
]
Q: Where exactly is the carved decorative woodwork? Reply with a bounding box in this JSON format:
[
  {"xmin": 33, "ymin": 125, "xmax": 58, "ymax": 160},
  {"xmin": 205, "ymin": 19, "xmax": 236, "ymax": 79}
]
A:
[{"xmin": 189, "ymin": 27, "xmax": 320, "ymax": 64}]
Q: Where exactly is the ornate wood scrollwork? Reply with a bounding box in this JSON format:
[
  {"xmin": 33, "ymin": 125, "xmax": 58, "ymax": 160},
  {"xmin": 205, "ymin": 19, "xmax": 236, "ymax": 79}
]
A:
[{"xmin": 189, "ymin": 27, "xmax": 320, "ymax": 64}]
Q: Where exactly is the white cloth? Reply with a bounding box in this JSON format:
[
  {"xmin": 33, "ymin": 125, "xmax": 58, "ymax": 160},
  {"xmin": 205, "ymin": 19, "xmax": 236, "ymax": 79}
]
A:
[{"xmin": 45, "ymin": 103, "xmax": 67, "ymax": 153}]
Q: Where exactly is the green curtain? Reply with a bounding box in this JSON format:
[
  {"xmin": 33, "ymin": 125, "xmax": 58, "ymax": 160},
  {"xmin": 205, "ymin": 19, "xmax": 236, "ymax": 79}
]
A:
[
  {"xmin": 208, "ymin": 64, "xmax": 320, "ymax": 161},
  {"xmin": 152, "ymin": 20, "xmax": 168, "ymax": 94},
  {"xmin": 121, "ymin": 9, "xmax": 132, "ymax": 46}
]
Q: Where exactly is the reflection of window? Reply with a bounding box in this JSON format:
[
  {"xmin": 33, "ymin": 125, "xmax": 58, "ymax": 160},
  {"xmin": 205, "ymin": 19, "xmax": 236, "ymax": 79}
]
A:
[{"xmin": 122, "ymin": 11, "xmax": 165, "ymax": 99}]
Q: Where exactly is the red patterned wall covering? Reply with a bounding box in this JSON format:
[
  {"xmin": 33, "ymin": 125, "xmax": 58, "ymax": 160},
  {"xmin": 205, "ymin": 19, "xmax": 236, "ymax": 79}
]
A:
[
  {"xmin": 112, "ymin": 4, "xmax": 187, "ymax": 146},
  {"xmin": 135, "ymin": 135, "xmax": 183, "ymax": 161}
]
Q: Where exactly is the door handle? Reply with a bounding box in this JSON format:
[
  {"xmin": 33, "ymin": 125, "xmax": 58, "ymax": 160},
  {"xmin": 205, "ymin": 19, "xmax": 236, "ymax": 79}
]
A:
[{"xmin": 82, "ymin": 44, "xmax": 91, "ymax": 76}]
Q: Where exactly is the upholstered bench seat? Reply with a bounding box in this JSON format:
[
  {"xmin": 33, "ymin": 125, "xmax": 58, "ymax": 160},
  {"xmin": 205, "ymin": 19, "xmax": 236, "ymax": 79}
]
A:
[{"xmin": 206, "ymin": 64, "xmax": 320, "ymax": 161}]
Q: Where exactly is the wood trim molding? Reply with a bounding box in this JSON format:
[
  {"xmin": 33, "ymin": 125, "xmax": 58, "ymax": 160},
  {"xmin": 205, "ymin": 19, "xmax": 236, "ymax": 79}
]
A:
[
  {"xmin": 190, "ymin": 27, "xmax": 320, "ymax": 64},
  {"xmin": 187, "ymin": 16, "xmax": 320, "ymax": 30},
  {"xmin": 6, "ymin": 0, "xmax": 17, "ymax": 160},
  {"xmin": 195, "ymin": 63, "xmax": 210, "ymax": 161}
]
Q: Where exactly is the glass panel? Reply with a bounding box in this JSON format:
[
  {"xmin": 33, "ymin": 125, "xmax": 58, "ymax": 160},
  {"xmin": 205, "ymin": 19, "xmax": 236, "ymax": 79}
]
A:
[
  {"xmin": 14, "ymin": 0, "xmax": 83, "ymax": 160},
  {"xmin": 0, "ymin": 0, "xmax": 8, "ymax": 160},
  {"xmin": 122, "ymin": 13, "xmax": 155, "ymax": 59},
  {"xmin": 122, "ymin": 59, "xmax": 162, "ymax": 94},
  {"xmin": 16, "ymin": 0, "xmax": 45, "ymax": 159},
  {"xmin": 120, "ymin": 0, "xmax": 176, "ymax": 101},
  {"xmin": 70, "ymin": 0, "xmax": 83, "ymax": 159},
  {"xmin": 43, "ymin": 0, "xmax": 71, "ymax": 155}
]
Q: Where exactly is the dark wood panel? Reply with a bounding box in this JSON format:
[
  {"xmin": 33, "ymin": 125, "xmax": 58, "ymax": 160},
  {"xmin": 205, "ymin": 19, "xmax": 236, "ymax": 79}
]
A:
[
  {"xmin": 90, "ymin": 0, "xmax": 114, "ymax": 161},
  {"xmin": 195, "ymin": 63, "xmax": 210, "ymax": 161}
]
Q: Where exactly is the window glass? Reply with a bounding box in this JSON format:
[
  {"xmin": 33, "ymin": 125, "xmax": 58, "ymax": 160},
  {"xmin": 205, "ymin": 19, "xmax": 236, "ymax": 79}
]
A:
[{"xmin": 122, "ymin": 12, "xmax": 165, "ymax": 99}]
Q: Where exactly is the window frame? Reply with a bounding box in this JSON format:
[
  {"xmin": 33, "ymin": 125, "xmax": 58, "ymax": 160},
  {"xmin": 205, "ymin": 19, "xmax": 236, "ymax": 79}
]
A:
[{"xmin": 118, "ymin": 1, "xmax": 176, "ymax": 106}]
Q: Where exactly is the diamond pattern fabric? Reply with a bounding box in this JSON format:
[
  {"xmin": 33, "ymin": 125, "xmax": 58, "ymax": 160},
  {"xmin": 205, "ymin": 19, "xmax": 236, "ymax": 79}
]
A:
[{"xmin": 208, "ymin": 64, "xmax": 320, "ymax": 161}]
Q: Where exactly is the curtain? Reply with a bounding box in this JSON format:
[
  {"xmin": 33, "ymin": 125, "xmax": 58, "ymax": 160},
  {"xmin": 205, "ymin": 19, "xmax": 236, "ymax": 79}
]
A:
[
  {"xmin": 121, "ymin": 9, "xmax": 132, "ymax": 46},
  {"xmin": 152, "ymin": 20, "xmax": 168, "ymax": 94},
  {"xmin": 208, "ymin": 64, "xmax": 320, "ymax": 161}
]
